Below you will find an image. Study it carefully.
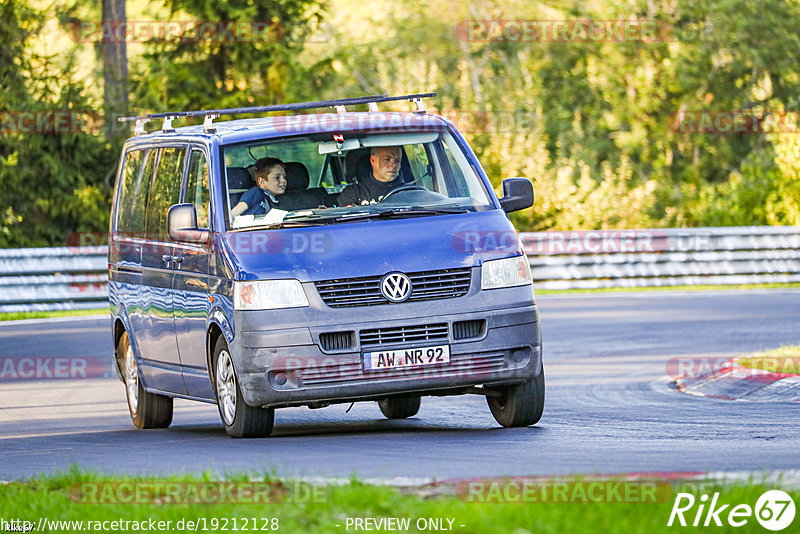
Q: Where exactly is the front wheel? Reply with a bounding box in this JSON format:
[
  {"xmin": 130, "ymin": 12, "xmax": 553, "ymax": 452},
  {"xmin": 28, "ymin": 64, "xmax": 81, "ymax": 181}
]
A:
[
  {"xmin": 486, "ymin": 366, "xmax": 545, "ymax": 428},
  {"xmin": 119, "ymin": 332, "xmax": 173, "ymax": 429},
  {"xmin": 213, "ymin": 337, "xmax": 274, "ymax": 438},
  {"xmin": 378, "ymin": 395, "xmax": 421, "ymax": 419}
]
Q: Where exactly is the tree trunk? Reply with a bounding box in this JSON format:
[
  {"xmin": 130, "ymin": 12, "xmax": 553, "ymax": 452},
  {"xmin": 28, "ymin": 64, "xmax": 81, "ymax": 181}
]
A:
[{"xmin": 102, "ymin": 0, "xmax": 128, "ymax": 141}]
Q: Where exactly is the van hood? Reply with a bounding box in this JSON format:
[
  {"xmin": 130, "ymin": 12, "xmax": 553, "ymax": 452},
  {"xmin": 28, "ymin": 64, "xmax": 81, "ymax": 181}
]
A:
[{"xmin": 221, "ymin": 210, "xmax": 524, "ymax": 282}]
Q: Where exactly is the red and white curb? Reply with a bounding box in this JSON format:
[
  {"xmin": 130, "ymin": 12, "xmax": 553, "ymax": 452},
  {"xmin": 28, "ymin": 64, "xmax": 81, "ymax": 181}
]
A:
[{"xmin": 675, "ymin": 358, "xmax": 800, "ymax": 401}]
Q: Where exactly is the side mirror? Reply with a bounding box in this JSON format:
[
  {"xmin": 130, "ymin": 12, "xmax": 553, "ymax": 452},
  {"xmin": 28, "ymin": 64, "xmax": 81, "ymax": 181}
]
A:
[
  {"xmin": 168, "ymin": 203, "xmax": 211, "ymax": 245},
  {"xmin": 499, "ymin": 178, "xmax": 534, "ymax": 213}
]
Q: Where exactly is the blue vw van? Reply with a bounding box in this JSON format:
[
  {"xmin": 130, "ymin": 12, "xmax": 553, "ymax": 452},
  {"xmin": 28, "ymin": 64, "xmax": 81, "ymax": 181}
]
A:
[{"xmin": 109, "ymin": 94, "xmax": 543, "ymax": 437}]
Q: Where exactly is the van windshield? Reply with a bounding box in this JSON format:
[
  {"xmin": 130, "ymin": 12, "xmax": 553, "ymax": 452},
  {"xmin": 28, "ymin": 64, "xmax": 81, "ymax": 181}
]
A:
[{"xmin": 222, "ymin": 131, "xmax": 494, "ymax": 230}]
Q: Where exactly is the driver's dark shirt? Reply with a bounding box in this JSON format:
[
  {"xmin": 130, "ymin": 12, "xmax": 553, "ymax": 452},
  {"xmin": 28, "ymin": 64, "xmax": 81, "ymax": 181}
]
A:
[{"xmin": 337, "ymin": 174, "xmax": 403, "ymax": 206}]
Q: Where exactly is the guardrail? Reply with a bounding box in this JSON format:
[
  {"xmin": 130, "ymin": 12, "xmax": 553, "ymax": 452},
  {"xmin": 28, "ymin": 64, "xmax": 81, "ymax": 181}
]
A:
[
  {"xmin": 0, "ymin": 247, "xmax": 108, "ymax": 313},
  {"xmin": 1, "ymin": 226, "xmax": 798, "ymax": 312},
  {"xmin": 521, "ymin": 226, "xmax": 800, "ymax": 289}
]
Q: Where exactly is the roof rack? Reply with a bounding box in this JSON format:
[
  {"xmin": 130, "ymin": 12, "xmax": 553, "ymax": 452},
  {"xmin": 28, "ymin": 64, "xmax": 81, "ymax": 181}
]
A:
[{"xmin": 118, "ymin": 92, "xmax": 437, "ymax": 135}]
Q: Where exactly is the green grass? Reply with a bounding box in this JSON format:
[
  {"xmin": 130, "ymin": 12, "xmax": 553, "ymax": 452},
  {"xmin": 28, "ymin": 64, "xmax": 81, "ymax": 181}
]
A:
[
  {"xmin": 0, "ymin": 308, "xmax": 109, "ymax": 322},
  {"xmin": 1, "ymin": 283, "xmax": 797, "ymax": 322},
  {"xmin": 536, "ymin": 282, "xmax": 800, "ymax": 295},
  {"xmin": 737, "ymin": 345, "xmax": 800, "ymax": 375},
  {"xmin": 1, "ymin": 468, "xmax": 797, "ymax": 533}
]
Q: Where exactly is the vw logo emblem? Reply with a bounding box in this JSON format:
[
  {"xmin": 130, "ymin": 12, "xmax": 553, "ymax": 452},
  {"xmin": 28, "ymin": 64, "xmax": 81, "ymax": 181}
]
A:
[{"xmin": 380, "ymin": 272, "xmax": 412, "ymax": 302}]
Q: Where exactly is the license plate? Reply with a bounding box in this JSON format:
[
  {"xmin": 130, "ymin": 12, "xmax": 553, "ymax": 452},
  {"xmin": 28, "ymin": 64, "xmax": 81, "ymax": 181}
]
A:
[{"xmin": 363, "ymin": 344, "xmax": 450, "ymax": 372}]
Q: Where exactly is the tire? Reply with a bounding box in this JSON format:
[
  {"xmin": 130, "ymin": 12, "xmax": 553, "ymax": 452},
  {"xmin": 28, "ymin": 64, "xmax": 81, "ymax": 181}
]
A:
[
  {"xmin": 486, "ymin": 366, "xmax": 545, "ymax": 428},
  {"xmin": 213, "ymin": 337, "xmax": 274, "ymax": 438},
  {"xmin": 378, "ymin": 395, "xmax": 421, "ymax": 419},
  {"xmin": 119, "ymin": 332, "xmax": 173, "ymax": 429}
]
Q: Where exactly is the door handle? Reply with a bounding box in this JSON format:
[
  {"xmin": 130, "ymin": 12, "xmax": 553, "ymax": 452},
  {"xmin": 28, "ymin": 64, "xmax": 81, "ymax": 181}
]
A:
[{"xmin": 162, "ymin": 254, "xmax": 173, "ymax": 263}]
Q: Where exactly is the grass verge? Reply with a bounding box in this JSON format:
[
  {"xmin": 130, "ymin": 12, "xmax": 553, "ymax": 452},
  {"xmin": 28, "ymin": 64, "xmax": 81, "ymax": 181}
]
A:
[
  {"xmin": 537, "ymin": 282, "xmax": 800, "ymax": 295},
  {"xmin": 0, "ymin": 468, "xmax": 797, "ymax": 533},
  {"xmin": 737, "ymin": 345, "xmax": 800, "ymax": 375},
  {"xmin": 0, "ymin": 308, "xmax": 109, "ymax": 322},
  {"xmin": 0, "ymin": 284, "xmax": 796, "ymax": 321}
]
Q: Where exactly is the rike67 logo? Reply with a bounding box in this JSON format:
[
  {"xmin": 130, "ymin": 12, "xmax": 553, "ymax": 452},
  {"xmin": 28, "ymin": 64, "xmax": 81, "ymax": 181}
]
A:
[{"xmin": 668, "ymin": 490, "xmax": 795, "ymax": 530}]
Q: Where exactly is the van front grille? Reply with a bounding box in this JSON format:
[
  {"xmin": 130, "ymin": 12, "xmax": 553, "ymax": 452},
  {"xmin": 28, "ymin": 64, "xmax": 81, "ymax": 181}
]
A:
[
  {"xmin": 359, "ymin": 323, "xmax": 449, "ymax": 349},
  {"xmin": 315, "ymin": 268, "xmax": 472, "ymax": 308}
]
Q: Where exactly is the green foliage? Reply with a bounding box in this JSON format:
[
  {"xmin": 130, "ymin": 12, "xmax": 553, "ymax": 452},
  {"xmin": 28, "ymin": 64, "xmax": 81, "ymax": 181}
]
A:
[
  {"xmin": 675, "ymin": 133, "xmax": 800, "ymax": 227},
  {"xmin": 3, "ymin": 468, "xmax": 799, "ymax": 534},
  {"xmin": 312, "ymin": 0, "xmax": 800, "ymax": 230},
  {"xmin": 1, "ymin": 0, "xmax": 331, "ymax": 248},
  {"xmin": 130, "ymin": 0, "xmax": 331, "ymax": 113},
  {"xmin": 737, "ymin": 344, "xmax": 800, "ymax": 374},
  {"xmin": 0, "ymin": 0, "xmax": 116, "ymax": 247},
  {"xmin": 5, "ymin": 0, "xmax": 800, "ymax": 247},
  {"xmin": 0, "ymin": 307, "xmax": 109, "ymax": 321}
]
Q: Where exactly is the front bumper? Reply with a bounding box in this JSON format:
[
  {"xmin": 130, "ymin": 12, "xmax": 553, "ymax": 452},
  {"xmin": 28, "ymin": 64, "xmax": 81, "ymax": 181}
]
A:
[{"xmin": 228, "ymin": 283, "xmax": 541, "ymax": 408}]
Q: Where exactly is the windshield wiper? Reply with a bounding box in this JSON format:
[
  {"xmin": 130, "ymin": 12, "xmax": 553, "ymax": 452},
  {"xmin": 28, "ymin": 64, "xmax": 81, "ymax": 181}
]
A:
[
  {"xmin": 233, "ymin": 207, "xmax": 470, "ymax": 229},
  {"xmin": 333, "ymin": 207, "xmax": 469, "ymax": 223},
  {"xmin": 229, "ymin": 220, "xmax": 323, "ymax": 232}
]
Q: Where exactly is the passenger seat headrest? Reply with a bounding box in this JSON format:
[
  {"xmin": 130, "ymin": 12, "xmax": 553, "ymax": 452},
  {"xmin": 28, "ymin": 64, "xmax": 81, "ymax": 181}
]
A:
[
  {"xmin": 227, "ymin": 167, "xmax": 254, "ymax": 189},
  {"xmin": 355, "ymin": 154, "xmax": 372, "ymax": 180},
  {"xmin": 284, "ymin": 161, "xmax": 310, "ymax": 191}
]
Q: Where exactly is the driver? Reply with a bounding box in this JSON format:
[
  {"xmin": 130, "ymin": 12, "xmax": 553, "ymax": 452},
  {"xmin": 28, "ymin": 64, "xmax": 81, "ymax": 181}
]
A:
[{"xmin": 337, "ymin": 146, "xmax": 404, "ymax": 206}]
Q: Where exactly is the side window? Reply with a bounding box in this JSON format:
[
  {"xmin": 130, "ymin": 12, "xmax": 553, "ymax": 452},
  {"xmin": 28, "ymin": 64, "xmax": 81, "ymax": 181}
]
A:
[
  {"xmin": 442, "ymin": 135, "xmax": 488, "ymax": 201},
  {"xmin": 319, "ymin": 154, "xmax": 346, "ymax": 192},
  {"xmin": 438, "ymin": 139, "xmax": 470, "ymax": 198},
  {"xmin": 185, "ymin": 149, "xmax": 210, "ymax": 228},
  {"xmin": 145, "ymin": 147, "xmax": 185, "ymax": 239},
  {"xmin": 117, "ymin": 149, "xmax": 153, "ymax": 236},
  {"xmin": 319, "ymin": 155, "xmax": 336, "ymax": 192},
  {"xmin": 405, "ymin": 143, "xmax": 434, "ymax": 190}
]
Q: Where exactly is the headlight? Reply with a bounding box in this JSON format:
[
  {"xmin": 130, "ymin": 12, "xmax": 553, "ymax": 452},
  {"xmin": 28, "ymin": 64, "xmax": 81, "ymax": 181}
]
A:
[
  {"xmin": 481, "ymin": 255, "xmax": 532, "ymax": 290},
  {"xmin": 234, "ymin": 279, "xmax": 309, "ymax": 310}
]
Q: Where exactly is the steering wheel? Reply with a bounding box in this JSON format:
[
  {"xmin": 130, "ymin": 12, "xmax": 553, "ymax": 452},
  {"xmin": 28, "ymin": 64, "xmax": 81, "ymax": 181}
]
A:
[{"xmin": 380, "ymin": 184, "xmax": 428, "ymax": 202}]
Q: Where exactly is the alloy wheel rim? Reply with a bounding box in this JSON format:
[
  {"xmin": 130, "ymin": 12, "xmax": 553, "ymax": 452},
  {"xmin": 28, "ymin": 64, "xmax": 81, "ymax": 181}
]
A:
[
  {"xmin": 124, "ymin": 345, "xmax": 139, "ymax": 414},
  {"xmin": 216, "ymin": 350, "xmax": 237, "ymax": 425}
]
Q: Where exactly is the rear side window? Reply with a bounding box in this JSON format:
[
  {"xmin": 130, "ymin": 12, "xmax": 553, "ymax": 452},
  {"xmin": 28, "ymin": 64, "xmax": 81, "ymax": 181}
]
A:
[
  {"xmin": 117, "ymin": 149, "xmax": 153, "ymax": 236},
  {"xmin": 185, "ymin": 149, "xmax": 210, "ymax": 228},
  {"xmin": 145, "ymin": 147, "xmax": 185, "ymax": 239}
]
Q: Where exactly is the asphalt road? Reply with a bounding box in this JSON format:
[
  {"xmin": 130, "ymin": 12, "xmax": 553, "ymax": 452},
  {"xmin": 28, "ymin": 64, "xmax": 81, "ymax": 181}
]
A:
[{"xmin": 1, "ymin": 290, "xmax": 799, "ymax": 481}]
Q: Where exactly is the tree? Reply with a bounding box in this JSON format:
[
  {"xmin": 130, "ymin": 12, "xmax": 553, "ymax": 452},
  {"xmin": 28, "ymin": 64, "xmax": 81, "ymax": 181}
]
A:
[
  {"xmin": 102, "ymin": 0, "xmax": 129, "ymax": 140},
  {"xmin": 313, "ymin": 0, "xmax": 800, "ymax": 229},
  {"xmin": 130, "ymin": 0, "xmax": 331, "ymax": 114},
  {"xmin": 0, "ymin": 0, "xmax": 114, "ymax": 247}
]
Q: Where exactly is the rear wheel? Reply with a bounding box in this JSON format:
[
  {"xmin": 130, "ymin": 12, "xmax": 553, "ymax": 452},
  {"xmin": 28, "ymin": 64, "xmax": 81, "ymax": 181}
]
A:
[
  {"xmin": 486, "ymin": 366, "xmax": 545, "ymax": 428},
  {"xmin": 378, "ymin": 395, "xmax": 421, "ymax": 419},
  {"xmin": 119, "ymin": 332, "xmax": 173, "ymax": 429},
  {"xmin": 213, "ymin": 337, "xmax": 274, "ymax": 438}
]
